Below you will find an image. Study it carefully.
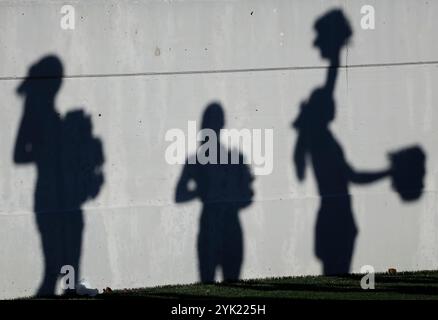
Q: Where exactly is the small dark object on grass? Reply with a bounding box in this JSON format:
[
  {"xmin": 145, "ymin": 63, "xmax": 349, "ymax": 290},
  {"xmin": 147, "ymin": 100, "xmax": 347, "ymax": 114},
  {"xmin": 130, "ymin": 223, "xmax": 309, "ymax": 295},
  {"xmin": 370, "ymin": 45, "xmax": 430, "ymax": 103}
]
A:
[
  {"xmin": 388, "ymin": 268, "xmax": 397, "ymax": 275},
  {"xmin": 103, "ymin": 287, "xmax": 113, "ymax": 294}
]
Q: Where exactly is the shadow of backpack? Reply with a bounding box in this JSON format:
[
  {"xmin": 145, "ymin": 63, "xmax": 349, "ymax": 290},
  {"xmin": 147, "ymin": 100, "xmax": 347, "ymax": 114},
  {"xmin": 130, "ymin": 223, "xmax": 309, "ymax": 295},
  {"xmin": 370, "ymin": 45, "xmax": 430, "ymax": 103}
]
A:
[{"xmin": 61, "ymin": 109, "xmax": 104, "ymax": 207}]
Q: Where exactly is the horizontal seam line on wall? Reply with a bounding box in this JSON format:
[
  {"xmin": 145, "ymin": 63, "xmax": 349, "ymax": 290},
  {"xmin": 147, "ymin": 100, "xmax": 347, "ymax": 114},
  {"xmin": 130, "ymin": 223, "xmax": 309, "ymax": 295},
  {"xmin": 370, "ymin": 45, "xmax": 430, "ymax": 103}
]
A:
[
  {"xmin": 0, "ymin": 60, "xmax": 437, "ymax": 81},
  {"xmin": 1, "ymin": 189, "xmax": 436, "ymax": 216}
]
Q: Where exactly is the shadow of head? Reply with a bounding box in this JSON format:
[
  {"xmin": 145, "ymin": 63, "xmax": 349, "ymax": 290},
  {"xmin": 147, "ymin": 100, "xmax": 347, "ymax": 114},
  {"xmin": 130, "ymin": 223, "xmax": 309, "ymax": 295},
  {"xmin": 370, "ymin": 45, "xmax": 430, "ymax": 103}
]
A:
[
  {"xmin": 313, "ymin": 9, "xmax": 352, "ymax": 61},
  {"xmin": 16, "ymin": 55, "xmax": 63, "ymax": 99},
  {"xmin": 201, "ymin": 102, "xmax": 225, "ymax": 136}
]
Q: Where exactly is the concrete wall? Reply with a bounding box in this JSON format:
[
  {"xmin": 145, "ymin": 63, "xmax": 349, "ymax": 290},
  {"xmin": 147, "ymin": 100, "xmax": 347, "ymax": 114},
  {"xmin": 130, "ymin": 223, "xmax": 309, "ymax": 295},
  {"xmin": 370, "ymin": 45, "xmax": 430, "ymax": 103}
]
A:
[{"xmin": 0, "ymin": 0, "xmax": 437, "ymax": 298}]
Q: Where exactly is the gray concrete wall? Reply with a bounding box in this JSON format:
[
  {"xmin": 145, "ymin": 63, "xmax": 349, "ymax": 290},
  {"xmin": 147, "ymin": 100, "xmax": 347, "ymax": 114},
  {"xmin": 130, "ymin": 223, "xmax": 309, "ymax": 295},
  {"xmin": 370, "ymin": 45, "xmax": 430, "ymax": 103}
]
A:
[{"xmin": 0, "ymin": 0, "xmax": 437, "ymax": 298}]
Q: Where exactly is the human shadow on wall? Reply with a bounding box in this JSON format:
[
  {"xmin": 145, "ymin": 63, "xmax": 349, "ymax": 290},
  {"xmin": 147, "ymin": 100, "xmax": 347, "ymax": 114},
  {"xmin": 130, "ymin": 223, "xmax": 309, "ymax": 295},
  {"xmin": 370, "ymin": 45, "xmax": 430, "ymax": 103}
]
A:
[
  {"xmin": 175, "ymin": 103, "xmax": 254, "ymax": 283},
  {"xmin": 14, "ymin": 55, "xmax": 105, "ymax": 296},
  {"xmin": 292, "ymin": 10, "xmax": 426, "ymax": 275}
]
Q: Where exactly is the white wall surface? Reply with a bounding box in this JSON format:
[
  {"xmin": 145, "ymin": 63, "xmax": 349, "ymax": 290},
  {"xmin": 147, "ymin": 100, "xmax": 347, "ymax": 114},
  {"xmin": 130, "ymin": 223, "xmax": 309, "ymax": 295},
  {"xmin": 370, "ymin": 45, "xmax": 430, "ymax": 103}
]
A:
[{"xmin": 0, "ymin": 0, "xmax": 437, "ymax": 299}]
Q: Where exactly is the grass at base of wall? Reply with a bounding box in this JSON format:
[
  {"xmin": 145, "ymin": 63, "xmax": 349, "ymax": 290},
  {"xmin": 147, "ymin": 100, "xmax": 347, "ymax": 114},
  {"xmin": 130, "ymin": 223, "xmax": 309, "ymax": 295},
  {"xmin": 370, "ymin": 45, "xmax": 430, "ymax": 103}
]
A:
[{"xmin": 25, "ymin": 270, "xmax": 438, "ymax": 300}]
